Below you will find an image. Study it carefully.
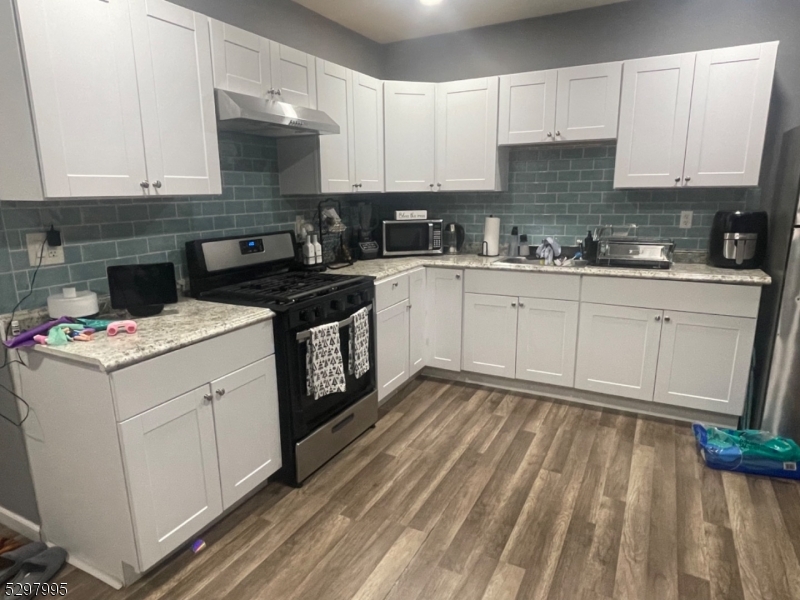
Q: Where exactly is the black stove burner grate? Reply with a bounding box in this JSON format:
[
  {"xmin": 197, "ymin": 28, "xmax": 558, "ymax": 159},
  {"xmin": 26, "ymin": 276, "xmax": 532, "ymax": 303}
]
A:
[{"xmin": 211, "ymin": 271, "xmax": 363, "ymax": 304}]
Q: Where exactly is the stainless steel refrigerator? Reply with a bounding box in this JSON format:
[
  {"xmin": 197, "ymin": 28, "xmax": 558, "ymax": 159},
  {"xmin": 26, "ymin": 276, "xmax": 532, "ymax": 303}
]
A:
[{"xmin": 755, "ymin": 126, "xmax": 800, "ymax": 440}]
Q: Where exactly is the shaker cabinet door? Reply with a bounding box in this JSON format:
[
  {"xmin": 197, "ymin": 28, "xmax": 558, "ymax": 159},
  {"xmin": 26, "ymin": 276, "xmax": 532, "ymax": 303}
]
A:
[
  {"xmin": 498, "ymin": 70, "xmax": 557, "ymax": 145},
  {"xmin": 516, "ymin": 298, "xmax": 579, "ymax": 388},
  {"xmin": 316, "ymin": 59, "xmax": 355, "ymax": 193},
  {"xmin": 212, "ymin": 357, "xmax": 281, "ymax": 509},
  {"xmin": 270, "ymin": 42, "xmax": 317, "ymax": 108},
  {"xmin": 209, "ymin": 18, "xmax": 272, "ymax": 97},
  {"xmin": 130, "ymin": 0, "xmax": 221, "ymax": 196},
  {"xmin": 119, "ymin": 386, "xmax": 222, "ymax": 571},
  {"xmin": 435, "ymin": 77, "xmax": 500, "ymax": 191},
  {"xmin": 426, "ymin": 268, "xmax": 464, "ymax": 372},
  {"xmin": 614, "ymin": 53, "xmax": 696, "ymax": 189},
  {"xmin": 683, "ymin": 42, "xmax": 778, "ymax": 188},
  {"xmin": 575, "ymin": 303, "xmax": 663, "ymax": 401},
  {"xmin": 352, "ymin": 72, "xmax": 385, "ymax": 193},
  {"xmin": 15, "ymin": 0, "xmax": 147, "ymax": 198},
  {"xmin": 555, "ymin": 62, "xmax": 622, "ymax": 142},
  {"xmin": 654, "ymin": 311, "xmax": 756, "ymax": 415},
  {"xmin": 384, "ymin": 81, "xmax": 437, "ymax": 192},
  {"xmin": 462, "ymin": 293, "xmax": 518, "ymax": 378},
  {"xmin": 408, "ymin": 268, "xmax": 427, "ymax": 376},
  {"xmin": 377, "ymin": 300, "xmax": 410, "ymax": 402}
]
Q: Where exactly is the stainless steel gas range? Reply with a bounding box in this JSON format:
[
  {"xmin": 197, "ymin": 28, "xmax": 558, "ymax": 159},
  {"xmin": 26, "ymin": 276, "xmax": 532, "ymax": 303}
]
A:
[{"xmin": 185, "ymin": 230, "xmax": 377, "ymax": 485}]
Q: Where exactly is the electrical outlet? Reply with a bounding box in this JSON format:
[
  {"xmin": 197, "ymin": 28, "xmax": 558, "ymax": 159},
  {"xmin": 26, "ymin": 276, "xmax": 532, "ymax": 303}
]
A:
[
  {"xmin": 26, "ymin": 232, "xmax": 65, "ymax": 266},
  {"xmin": 679, "ymin": 211, "xmax": 693, "ymax": 229}
]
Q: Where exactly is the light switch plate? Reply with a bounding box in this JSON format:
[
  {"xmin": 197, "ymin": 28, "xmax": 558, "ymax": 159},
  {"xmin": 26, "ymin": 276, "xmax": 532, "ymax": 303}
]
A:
[
  {"xmin": 679, "ymin": 211, "xmax": 693, "ymax": 229},
  {"xmin": 26, "ymin": 232, "xmax": 65, "ymax": 266}
]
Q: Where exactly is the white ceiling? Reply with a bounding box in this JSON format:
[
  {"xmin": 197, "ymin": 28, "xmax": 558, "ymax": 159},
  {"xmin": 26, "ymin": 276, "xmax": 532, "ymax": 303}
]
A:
[{"xmin": 291, "ymin": 0, "xmax": 631, "ymax": 44}]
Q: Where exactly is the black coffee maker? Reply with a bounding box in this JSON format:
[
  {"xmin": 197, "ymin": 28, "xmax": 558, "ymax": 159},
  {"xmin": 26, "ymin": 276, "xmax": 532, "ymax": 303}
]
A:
[{"xmin": 708, "ymin": 210, "xmax": 768, "ymax": 269}]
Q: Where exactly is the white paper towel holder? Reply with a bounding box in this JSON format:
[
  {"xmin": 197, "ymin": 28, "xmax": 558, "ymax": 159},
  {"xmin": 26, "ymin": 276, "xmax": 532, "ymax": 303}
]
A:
[{"xmin": 479, "ymin": 215, "xmax": 501, "ymax": 257}]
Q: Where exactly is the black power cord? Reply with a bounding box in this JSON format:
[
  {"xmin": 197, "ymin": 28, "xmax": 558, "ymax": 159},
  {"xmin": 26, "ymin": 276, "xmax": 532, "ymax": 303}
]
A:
[{"xmin": 0, "ymin": 235, "xmax": 48, "ymax": 427}]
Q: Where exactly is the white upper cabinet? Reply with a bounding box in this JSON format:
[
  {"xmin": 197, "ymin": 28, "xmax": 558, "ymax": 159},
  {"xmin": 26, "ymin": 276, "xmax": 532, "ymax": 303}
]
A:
[
  {"xmin": 462, "ymin": 293, "xmax": 518, "ymax": 378},
  {"xmin": 270, "ymin": 42, "xmax": 317, "ymax": 108},
  {"xmin": 555, "ymin": 62, "xmax": 622, "ymax": 142},
  {"xmin": 352, "ymin": 72, "xmax": 385, "ymax": 192},
  {"xmin": 130, "ymin": 0, "xmax": 221, "ymax": 196},
  {"xmin": 653, "ymin": 311, "xmax": 756, "ymax": 415},
  {"xmin": 10, "ymin": 0, "xmax": 148, "ymax": 199},
  {"xmin": 499, "ymin": 62, "xmax": 621, "ymax": 146},
  {"xmin": 614, "ymin": 53, "xmax": 696, "ymax": 189},
  {"xmin": 209, "ymin": 19, "xmax": 271, "ymax": 97},
  {"xmin": 683, "ymin": 42, "xmax": 778, "ymax": 187},
  {"xmin": 384, "ymin": 81, "xmax": 437, "ymax": 192},
  {"xmin": 615, "ymin": 42, "xmax": 777, "ymax": 189},
  {"xmin": 498, "ymin": 70, "xmax": 557, "ymax": 145},
  {"xmin": 436, "ymin": 77, "xmax": 501, "ymax": 192},
  {"xmin": 316, "ymin": 59, "xmax": 355, "ymax": 194}
]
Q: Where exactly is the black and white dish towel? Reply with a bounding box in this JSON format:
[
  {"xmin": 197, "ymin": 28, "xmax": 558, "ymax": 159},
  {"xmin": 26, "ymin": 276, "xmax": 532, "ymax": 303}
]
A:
[
  {"xmin": 348, "ymin": 307, "xmax": 370, "ymax": 379},
  {"xmin": 306, "ymin": 322, "xmax": 346, "ymax": 400}
]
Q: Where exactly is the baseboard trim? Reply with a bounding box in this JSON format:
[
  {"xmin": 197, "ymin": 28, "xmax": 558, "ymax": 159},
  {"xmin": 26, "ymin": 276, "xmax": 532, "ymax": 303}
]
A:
[
  {"xmin": 421, "ymin": 368, "xmax": 740, "ymax": 428},
  {"xmin": 0, "ymin": 505, "xmax": 40, "ymax": 541}
]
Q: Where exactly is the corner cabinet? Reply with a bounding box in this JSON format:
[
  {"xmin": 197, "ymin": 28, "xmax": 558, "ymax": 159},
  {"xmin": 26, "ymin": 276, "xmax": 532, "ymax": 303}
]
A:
[
  {"xmin": 426, "ymin": 268, "xmax": 464, "ymax": 371},
  {"xmin": 499, "ymin": 62, "xmax": 621, "ymax": 145},
  {"xmin": 277, "ymin": 60, "xmax": 383, "ymax": 195},
  {"xmin": 615, "ymin": 42, "xmax": 778, "ymax": 189}
]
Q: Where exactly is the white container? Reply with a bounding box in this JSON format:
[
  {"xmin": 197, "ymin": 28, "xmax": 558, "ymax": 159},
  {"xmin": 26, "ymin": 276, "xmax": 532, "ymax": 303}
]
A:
[
  {"xmin": 303, "ymin": 238, "xmax": 315, "ymax": 265},
  {"xmin": 312, "ymin": 234, "xmax": 323, "ymax": 264},
  {"xmin": 47, "ymin": 287, "xmax": 99, "ymax": 318}
]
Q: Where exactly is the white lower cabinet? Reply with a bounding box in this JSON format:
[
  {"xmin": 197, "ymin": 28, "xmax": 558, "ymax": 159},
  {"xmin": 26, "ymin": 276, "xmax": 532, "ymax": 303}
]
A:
[
  {"xmin": 575, "ymin": 303, "xmax": 663, "ymax": 401},
  {"xmin": 119, "ymin": 385, "xmax": 223, "ymax": 571},
  {"xmin": 462, "ymin": 293, "xmax": 518, "ymax": 378},
  {"xmin": 654, "ymin": 311, "xmax": 756, "ymax": 415},
  {"xmin": 426, "ymin": 268, "xmax": 464, "ymax": 371},
  {"xmin": 212, "ymin": 357, "xmax": 282, "ymax": 510},
  {"xmin": 377, "ymin": 299, "xmax": 410, "ymax": 401},
  {"xmin": 409, "ymin": 268, "xmax": 427, "ymax": 376},
  {"xmin": 516, "ymin": 298, "xmax": 579, "ymax": 387}
]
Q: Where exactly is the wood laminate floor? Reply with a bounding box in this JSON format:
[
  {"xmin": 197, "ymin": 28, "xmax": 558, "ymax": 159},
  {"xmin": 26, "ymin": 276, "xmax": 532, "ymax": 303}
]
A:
[{"xmin": 5, "ymin": 377, "xmax": 800, "ymax": 600}]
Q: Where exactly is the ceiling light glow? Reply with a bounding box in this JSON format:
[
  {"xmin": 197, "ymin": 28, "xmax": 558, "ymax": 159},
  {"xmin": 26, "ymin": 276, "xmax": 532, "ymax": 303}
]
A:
[{"xmin": 419, "ymin": 0, "xmax": 443, "ymax": 6}]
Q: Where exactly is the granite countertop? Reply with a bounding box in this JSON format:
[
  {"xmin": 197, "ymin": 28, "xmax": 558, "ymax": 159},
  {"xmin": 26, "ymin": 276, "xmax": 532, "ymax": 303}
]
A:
[
  {"xmin": 332, "ymin": 254, "xmax": 771, "ymax": 286},
  {"xmin": 22, "ymin": 298, "xmax": 274, "ymax": 373}
]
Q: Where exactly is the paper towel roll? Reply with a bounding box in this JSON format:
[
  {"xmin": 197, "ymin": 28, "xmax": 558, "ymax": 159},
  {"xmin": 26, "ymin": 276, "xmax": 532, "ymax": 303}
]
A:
[{"xmin": 482, "ymin": 216, "xmax": 501, "ymax": 256}]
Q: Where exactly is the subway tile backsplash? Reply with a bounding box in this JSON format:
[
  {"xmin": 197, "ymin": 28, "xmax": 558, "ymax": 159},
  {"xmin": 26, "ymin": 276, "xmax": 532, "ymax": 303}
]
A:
[{"xmin": 0, "ymin": 134, "xmax": 760, "ymax": 315}]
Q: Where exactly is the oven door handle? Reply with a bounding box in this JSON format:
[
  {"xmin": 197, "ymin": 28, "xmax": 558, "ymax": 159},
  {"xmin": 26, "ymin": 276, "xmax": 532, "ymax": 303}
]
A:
[
  {"xmin": 332, "ymin": 412, "xmax": 355, "ymax": 433},
  {"xmin": 296, "ymin": 305, "xmax": 373, "ymax": 342}
]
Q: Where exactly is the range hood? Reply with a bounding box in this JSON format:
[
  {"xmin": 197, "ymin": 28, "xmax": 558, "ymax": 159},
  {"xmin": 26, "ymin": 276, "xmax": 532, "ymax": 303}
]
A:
[{"xmin": 215, "ymin": 89, "xmax": 339, "ymax": 137}]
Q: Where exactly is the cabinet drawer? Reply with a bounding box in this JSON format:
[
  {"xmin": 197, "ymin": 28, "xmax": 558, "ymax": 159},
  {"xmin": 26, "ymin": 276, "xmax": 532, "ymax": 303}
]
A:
[
  {"xmin": 465, "ymin": 269, "xmax": 580, "ymax": 301},
  {"xmin": 375, "ymin": 273, "xmax": 410, "ymax": 312},
  {"xmin": 581, "ymin": 276, "xmax": 761, "ymax": 318},
  {"xmin": 112, "ymin": 321, "xmax": 274, "ymax": 422}
]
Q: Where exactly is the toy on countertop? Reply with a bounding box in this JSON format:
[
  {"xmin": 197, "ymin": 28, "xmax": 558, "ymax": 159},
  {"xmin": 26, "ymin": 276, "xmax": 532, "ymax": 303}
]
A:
[
  {"xmin": 39, "ymin": 323, "xmax": 94, "ymax": 346},
  {"xmin": 107, "ymin": 320, "xmax": 137, "ymax": 337}
]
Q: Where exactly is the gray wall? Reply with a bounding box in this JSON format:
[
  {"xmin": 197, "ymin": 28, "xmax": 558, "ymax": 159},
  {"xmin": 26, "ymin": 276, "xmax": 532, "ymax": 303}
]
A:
[{"xmin": 171, "ymin": 0, "xmax": 384, "ymax": 78}]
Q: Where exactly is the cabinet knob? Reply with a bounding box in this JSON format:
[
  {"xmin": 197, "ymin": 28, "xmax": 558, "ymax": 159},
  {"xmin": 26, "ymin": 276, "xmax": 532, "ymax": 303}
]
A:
[
  {"xmin": 437, "ymin": 182, "xmax": 441, "ymax": 187},
  {"xmin": 555, "ymin": 131, "xmax": 561, "ymax": 136},
  {"xmin": 655, "ymin": 315, "xmax": 662, "ymax": 321},
  {"xmin": 275, "ymin": 89, "xmax": 282, "ymax": 96},
  {"xmin": 684, "ymin": 177, "xmax": 691, "ymax": 183},
  {"xmin": 152, "ymin": 180, "xmax": 162, "ymax": 189},
  {"xmin": 429, "ymin": 183, "xmax": 434, "ymax": 189},
  {"xmin": 674, "ymin": 177, "xmax": 681, "ymax": 183},
  {"xmin": 455, "ymin": 274, "xmax": 461, "ymax": 280},
  {"xmin": 664, "ymin": 316, "xmax": 671, "ymax": 323},
  {"xmin": 203, "ymin": 393, "xmax": 213, "ymax": 403},
  {"xmin": 392, "ymin": 282, "xmax": 399, "ymax": 288},
  {"xmin": 511, "ymin": 302, "xmax": 517, "ymax": 307},
  {"xmin": 140, "ymin": 181, "xmax": 150, "ymax": 189},
  {"xmin": 546, "ymin": 132, "xmax": 553, "ymax": 137},
  {"xmin": 519, "ymin": 302, "xmax": 525, "ymax": 308},
  {"xmin": 216, "ymin": 388, "xmax": 226, "ymax": 397}
]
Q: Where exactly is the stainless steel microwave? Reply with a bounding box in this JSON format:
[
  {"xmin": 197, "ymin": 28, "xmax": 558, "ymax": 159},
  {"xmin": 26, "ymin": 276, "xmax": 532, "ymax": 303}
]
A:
[{"xmin": 381, "ymin": 219, "xmax": 443, "ymax": 256}]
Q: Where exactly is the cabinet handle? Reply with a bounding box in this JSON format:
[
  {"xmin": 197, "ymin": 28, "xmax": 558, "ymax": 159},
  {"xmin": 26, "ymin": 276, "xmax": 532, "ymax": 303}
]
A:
[
  {"xmin": 152, "ymin": 180, "xmax": 162, "ymax": 189},
  {"xmin": 216, "ymin": 388, "xmax": 226, "ymax": 397},
  {"xmin": 203, "ymin": 393, "xmax": 213, "ymax": 403},
  {"xmin": 664, "ymin": 316, "xmax": 671, "ymax": 323},
  {"xmin": 655, "ymin": 315, "xmax": 661, "ymax": 321},
  {"xmin": 140, "ymin": 181, "xmax": 150, "ymax": 189}
]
